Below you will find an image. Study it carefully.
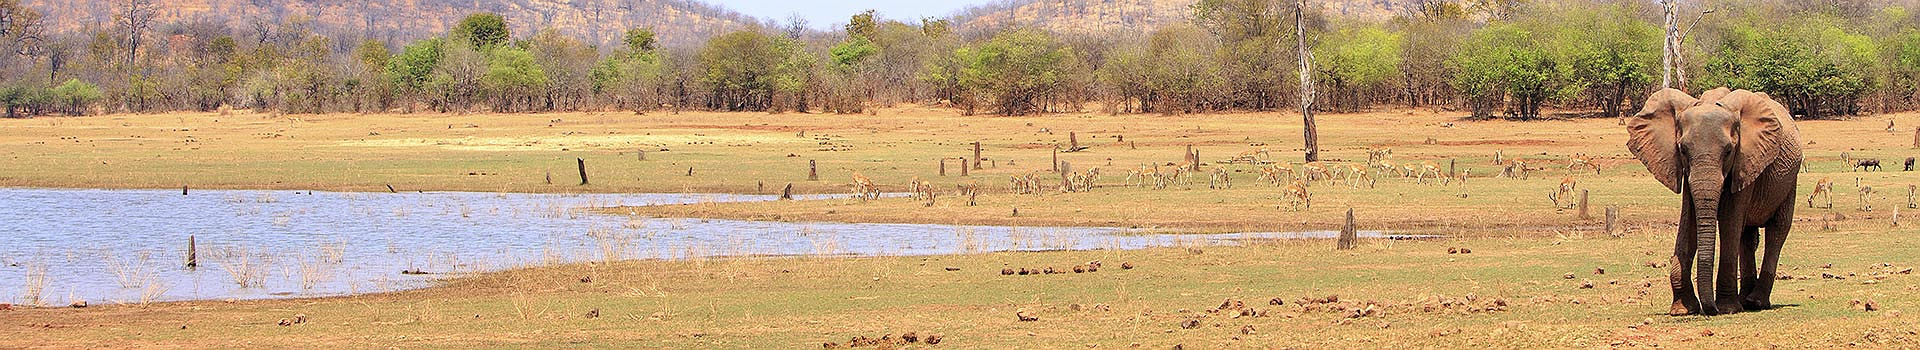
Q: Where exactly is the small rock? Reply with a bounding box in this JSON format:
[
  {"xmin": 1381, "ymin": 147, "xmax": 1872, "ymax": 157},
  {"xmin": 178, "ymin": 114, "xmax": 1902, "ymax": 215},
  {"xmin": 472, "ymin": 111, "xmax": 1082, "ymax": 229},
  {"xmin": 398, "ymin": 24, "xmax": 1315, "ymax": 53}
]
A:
[
  {"xmin": 68, "ymin": 301, "xmax": 86, "ymax": 308},
  {"xmin": 1240, "ymin": 325, "xmax": 1256, "ymax": 335},
  {"xmin": 1268, "ymin": 298, "xmax": 1285, "ymax": 306},
  {"xmin": 1701, "ymin": 329, "xmax": 1714, "ymax": 337},
  {"xmin": 293, "ymin": 314, "xmax": 307, "ymax": 324},
  {"xmin": 1179, "ymin": 319, "xmax": 1201, "ymax": 329},
  {"xmin": 944, "ymin": 267, "xmax": 961, "ymax": 272},
  {"xmin": 1002, "ymin": 268, "xmax": 1016, "ymax": 275},
  {"xmin": 0, "ymin": 303, "xmax": 11, "ymax": 311},
  {"xmin": 1122, "ymin": 262, "xmax": 1135, "ymax": 270},
  {"xmin": 277, "ymin": 318, "xmax": 293, "ymax": 326},
  {"xmin": 1073, "ymin": 265, "xmax": 1087, "ymax": 273},
  {"xmin": 1823, "ymin": 263, "xmax": 1834, "ymax": 269},
  {"xmin": 1642, "ymin": 318, "xmax": 1654, "ymax": 325},
  {"xmin": 1864, "ymin": 300, "xmax": 1882, "ymax": 312},
  {"xmin": 1018, "ymin": 310, "xmax": 1039, "ymax": 321},
  {"xmin": 1448, "ymin": 247, "xmax": 1459, "ymax": 254},
  {"xmin": 822, "ymin": 342, "xmax": 841, "ymax": 349},
  {"xmin": 1581, "ymin": 280, "xmax": 1595, "ymax": 289},
  {"xmin": 1564, "ymin": 273, "xmax": 1576, "ymax": 279},
  {"xmin": 585, "ymin": 309, "xmax": 599, "ymax": 319},
  {"xmin": 902, "ymin": 332, "xmax": 920, "ymax": 343},
  {"xmin": 578, "ymin": 276, "xmax": 592, "ymax": 283},
  {"xmin": 1594, "ymin": 267, "xmax": 1606, "ymax": 275},
  {"xmin": 1460, "ymin": 248, "xmax": 1472, "ymax": 254},
  {"xmin": 1070, "ymin": 304, "xmax": 1084, "ymax": 311}
]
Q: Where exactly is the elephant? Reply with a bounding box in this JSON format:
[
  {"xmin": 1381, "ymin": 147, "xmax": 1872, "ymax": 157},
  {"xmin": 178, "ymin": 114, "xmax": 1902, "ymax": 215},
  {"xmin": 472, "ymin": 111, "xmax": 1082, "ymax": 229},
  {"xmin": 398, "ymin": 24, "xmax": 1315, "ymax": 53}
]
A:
[{"xmin": 1626, "ymin": 87, "xmax": 1803, "ymax": 316}]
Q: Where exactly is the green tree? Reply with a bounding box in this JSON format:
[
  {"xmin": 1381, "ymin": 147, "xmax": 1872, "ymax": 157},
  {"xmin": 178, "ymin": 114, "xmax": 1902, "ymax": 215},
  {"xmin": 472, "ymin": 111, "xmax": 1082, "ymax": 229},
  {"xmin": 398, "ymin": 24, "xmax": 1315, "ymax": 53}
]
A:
[
  {"xmin": 1194, "ymin": 0, "xmax": 1297, "ymax": 110},
  {"xmin": 1558, "ymin": 4, "xmax": 1660, "ymax": 118},
  {"xmin": 1314, "ymin": 24, "xmax": 1404, "ymax": 111},
  {"xmin": 52, "ymin": 79, "xmax": 101, "ymax": 115},
  {"xmin": 1699, "ymin": 15, "xmax": 1879, "ymax": 118},
  {"xmin": 1447, "ymin": 21, "xmax": 1576, "ymax": 119},
  {"xmin": 953, "ymin": 29, "xmax": 1078, "ymax": 116},
  {"xmin": 483, "ymin": 46, "xmax": 547, "ymax": 111},
  {"xmin": 451, "ymin": 13, "xmax": 509, "ymax": 50},
  {"xmin": 698, "ymin": 30, "xmax": 805, "ymax": 111},
  {"xmin": 385, "ymin": 38, "xmax": 443, "ymax": 111}
]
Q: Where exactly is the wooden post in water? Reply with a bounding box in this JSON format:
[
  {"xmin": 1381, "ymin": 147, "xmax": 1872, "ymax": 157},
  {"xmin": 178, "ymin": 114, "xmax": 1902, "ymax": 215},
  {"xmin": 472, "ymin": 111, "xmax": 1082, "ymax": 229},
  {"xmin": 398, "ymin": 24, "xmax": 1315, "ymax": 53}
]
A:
[
  {"xmin": 1337, "ymin": 208, "xmax": 1357, "ymax": 250},
  {"xmin": 386, "ymin": 184, "xmax": 398, "ymax": 193},
  {"xmin": 973, "ymin": 142, "xmax": 983, "ymax": 170},
  {"xmin": 1577, "ymin": 189, "xmax": 1591, "ymax": 220},
  {"xmin": 185, "ymin": 235, "xmax": 197, "ymax": 269},
  {"xmin": 577, "ymin": 158, "xmax": 589, "ymax": 185},
  {"xmin": 808, "ymin": 160, "xmax": 819, "ymax": 181},
  {"xmin": 181, "ymin": 185, "xmax": 188, "ymax": 195},
  {"xmin": 780, "ymin": 183, "xmax": 794, "ymax": 200}
]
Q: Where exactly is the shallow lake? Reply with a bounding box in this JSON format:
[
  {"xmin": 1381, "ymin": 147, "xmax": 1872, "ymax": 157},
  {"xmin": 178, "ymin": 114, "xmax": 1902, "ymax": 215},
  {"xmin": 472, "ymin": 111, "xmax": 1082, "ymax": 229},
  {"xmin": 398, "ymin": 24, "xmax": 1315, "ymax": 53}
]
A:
[{"xmin": 0, "ymin": 188, "xmax": 1410, "ymax": 304}]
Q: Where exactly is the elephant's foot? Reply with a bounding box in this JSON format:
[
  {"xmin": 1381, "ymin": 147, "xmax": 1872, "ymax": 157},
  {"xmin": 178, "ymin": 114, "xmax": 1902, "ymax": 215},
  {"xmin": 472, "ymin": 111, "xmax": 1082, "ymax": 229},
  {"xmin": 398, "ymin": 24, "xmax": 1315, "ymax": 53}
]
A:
[
  {"xmin": 1668, "ymin": 298, "xmax": 1695, "ymax": 316},
  {"xmin": 1742, "ymin": 296, "xmax": 1773, "ymax": 311},
  {"xmin": 1714, "ymin": 300, "xmax": 1746, "ymax": 315}
]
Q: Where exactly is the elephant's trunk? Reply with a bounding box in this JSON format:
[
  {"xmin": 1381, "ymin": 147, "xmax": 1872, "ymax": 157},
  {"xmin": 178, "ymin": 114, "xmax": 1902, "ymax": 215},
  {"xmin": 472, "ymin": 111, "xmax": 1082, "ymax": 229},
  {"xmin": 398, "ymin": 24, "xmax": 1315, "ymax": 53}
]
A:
[{"xmin": 1689, "ymin": 167, "xmax": 1725, "ymax": 314}]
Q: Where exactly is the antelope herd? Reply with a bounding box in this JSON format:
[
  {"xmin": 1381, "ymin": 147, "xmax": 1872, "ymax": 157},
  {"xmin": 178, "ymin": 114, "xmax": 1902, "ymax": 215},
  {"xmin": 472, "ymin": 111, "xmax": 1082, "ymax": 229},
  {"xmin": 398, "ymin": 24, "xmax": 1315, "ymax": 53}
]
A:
[{"xmin": 835, "ymin": 144, "xmax": 1903, "ymax": 215}]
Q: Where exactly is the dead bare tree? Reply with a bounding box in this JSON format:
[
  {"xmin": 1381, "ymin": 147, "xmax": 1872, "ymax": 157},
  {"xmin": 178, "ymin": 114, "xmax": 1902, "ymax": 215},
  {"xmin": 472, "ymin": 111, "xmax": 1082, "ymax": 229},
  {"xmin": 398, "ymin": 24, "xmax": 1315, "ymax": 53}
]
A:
[
  {"xmin": 116, "ymin": 0, "xmax": 154, "ymax": 67},
  {"xmin": 1296, "ymin": 0, "xmax": 1318, "ymax": 162}
]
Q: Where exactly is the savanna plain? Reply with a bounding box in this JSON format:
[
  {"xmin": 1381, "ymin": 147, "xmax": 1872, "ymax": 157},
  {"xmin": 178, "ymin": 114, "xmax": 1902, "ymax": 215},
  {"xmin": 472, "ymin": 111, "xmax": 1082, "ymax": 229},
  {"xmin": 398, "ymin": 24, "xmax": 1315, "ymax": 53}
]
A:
[{"xmin": 3, "ymin": 106, "xmax": 1919, "ymax": 348}]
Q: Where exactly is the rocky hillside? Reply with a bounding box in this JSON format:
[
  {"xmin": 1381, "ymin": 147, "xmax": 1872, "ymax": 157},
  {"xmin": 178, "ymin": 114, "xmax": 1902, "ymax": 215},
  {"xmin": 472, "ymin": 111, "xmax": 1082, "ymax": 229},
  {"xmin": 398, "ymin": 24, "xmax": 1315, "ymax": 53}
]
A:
[
  {"xmin": 21, "ymin": 0, "xmax": 761, "ymax": 47},
  {"xmin": 949, "ymin": 0, "xmax": 1420, "ymax": 35}
]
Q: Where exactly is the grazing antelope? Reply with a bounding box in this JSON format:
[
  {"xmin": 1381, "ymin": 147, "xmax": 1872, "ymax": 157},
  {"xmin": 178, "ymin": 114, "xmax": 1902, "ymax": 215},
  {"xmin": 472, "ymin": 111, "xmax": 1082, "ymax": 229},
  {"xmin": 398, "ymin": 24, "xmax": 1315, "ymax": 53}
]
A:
[
  {"xmin": 850, "ymin": 172, "xmax": 881, "ymax": 201},
  {"xmin": 1861, "ymin": 185, "xmax": 1878, "ymax": 211},
  {"xmin": 1014, "ymin": 172, "xmax": 1046, "ymax": 194},
  {"xmin": 1209, "ymin": 167, "xmax": 1232, "ymax": 189},
  {"xmin": 1402, "ymin": 163, "xmax": 1419, "ymax": 178},
  {"xmin": 1233, "ymin": 148, "xmax": 1273, "ymax": 164},
  {"xmin": 1067, "ymin": 167, "xmax": 1102, "ymax": 192},
  {"xmin": 1807, "ymin": 177, "xmax": 1833, "ymax": 208},
  {"xmin": 1909, "ymin": 184, "xmax": 1918, "ymax": 209},
  {"xmin": 1349, "ymin": 165, "xmax": 1376, "ymax": 188},
  {"xmin": 1568, "ymin": 154, "xmax": 1600, "ymax": 175},
  {"xmin": 1366, "ymin": 148, "xmax": 1393, "ymax": 166},
  {"xmin": 1416, "ymin": 161, "xmax": 1444, "ymax": 184},
  {"xmin": 1374, "ymin": 159, "xmax": 1399, "ymax": 178},
  {"xmin": 1548, "ymin": 177, "xmax": 1578, "ymax": 209},
  {"xmin": 1282, "ymin": 180, "xmax": 1311, "ymax": 210},
  {"xmin": 1301, "ymin": 162, "xmax": 1332, "ymax": 183},
  {"xmin": 956, "ymin": 182, "xmax": 981, "ymax": 206}
]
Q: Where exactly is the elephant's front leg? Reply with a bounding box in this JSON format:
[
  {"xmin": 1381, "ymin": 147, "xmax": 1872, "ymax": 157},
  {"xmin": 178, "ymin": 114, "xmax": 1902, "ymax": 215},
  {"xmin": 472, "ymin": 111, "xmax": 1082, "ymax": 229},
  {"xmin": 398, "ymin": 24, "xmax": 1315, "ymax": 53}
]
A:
[
  {"xmin": 1670, "ymin": 190, "xmax": 1702, "ymax": 315},
  {"xmin": 1713, "ymin": 205, "xmax": 1748, "ymax": 314},
  {"xmin": 1737, "ymin": 226, "xmax": 1761, "ymax": 302}
]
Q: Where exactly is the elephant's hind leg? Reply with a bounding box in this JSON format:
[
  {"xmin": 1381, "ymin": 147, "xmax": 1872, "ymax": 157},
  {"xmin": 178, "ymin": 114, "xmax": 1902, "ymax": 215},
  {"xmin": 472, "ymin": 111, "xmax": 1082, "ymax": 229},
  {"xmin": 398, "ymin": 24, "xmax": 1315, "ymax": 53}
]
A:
[
  {"xmin": 1747, "ymin": 205, "xmax": 1795, "ymax": 310},
  {"xmin": 1737, "ymin": 226, "xmax": 1761, "ymax": 305}
]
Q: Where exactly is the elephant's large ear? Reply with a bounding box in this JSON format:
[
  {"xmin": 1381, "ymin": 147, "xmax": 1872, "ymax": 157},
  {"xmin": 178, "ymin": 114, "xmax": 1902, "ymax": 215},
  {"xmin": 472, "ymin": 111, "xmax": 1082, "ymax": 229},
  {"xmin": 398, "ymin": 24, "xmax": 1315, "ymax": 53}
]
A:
[
  {"xmin": 1715, "ymin": 90, "xmax": 1791, "ymax": 193},
  {"xmin": 1627, "ymin": 88, "xmax": 1695, "ymax": 193}
]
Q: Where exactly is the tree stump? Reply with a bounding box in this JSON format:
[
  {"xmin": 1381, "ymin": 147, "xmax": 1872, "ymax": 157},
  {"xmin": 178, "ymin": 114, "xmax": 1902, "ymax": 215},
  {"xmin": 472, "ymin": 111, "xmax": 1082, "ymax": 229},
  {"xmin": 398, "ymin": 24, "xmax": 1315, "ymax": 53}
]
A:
[
  {"xmin": 545, "ymin": 172, "xmax": 552, "ymax": 185},
  {"xmin": 1336, "ymin": 209, "xmax": 1357, "ymax": 250},
  {"xmin": 686, "ymin": 167, "xmax": 693, "ymax": 177},
  {"xmin": 961, "ymin": 158, "xmax": 970, "ymax": 176},
  {"xmin": 808, "ymin": 160, "xmax": 819, "ymax": 181},
  {"xmin": 181, "ymin": 185, "xmax": 188, "ymax": 195},
  {"xmin": 1052, "ymin": 148, "xmax": 1060, "ymax": 172},
  {"xmin": 1449, "ymin": 159, "xmax": 1457, "ymax": 178},
  {"xmin": 973, "ymin": 142, "xmax": 983, "ymax": 170},
  {"xmin": 939, "ymin": 158, "xmax": 947, "ymax": 176},
  {"xmin": 637, "ymin": 149, "xmax": 646, "ymax": 161},
  {"xmin": 1577, "ymin": 189, "xmax": 1591, "ymax": 220},
  {"xmin": 1604, "ymin": 207, "xmax": 1620, "ymax": 238},
  {"xmin": 780, "ymin": 184, "xmax": 794, "ymax": 200},
  {"xmin": 577, "ymin": 158, "xmax": 590, "ymax": 185}
]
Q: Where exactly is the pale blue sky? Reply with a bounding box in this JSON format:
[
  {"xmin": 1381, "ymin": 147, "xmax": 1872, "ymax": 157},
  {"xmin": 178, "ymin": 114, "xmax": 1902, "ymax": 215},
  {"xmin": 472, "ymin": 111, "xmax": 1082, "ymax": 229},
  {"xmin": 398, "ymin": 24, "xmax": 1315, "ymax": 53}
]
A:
[{"xmin": 711, "ymin": 0, "xmax": 1000, "ymax": 29}]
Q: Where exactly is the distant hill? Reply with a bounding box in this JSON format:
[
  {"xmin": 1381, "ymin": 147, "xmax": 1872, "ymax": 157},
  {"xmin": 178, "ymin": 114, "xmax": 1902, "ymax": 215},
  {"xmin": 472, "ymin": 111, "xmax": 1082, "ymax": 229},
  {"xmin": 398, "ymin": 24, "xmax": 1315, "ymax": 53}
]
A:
[
  {"xmin": 21, "ymin": 0, "xmax": 763, "ymax": 47},
  {"xmin": 949, "ymin": 0, "xmax": 1419, "ymax": 35}
]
